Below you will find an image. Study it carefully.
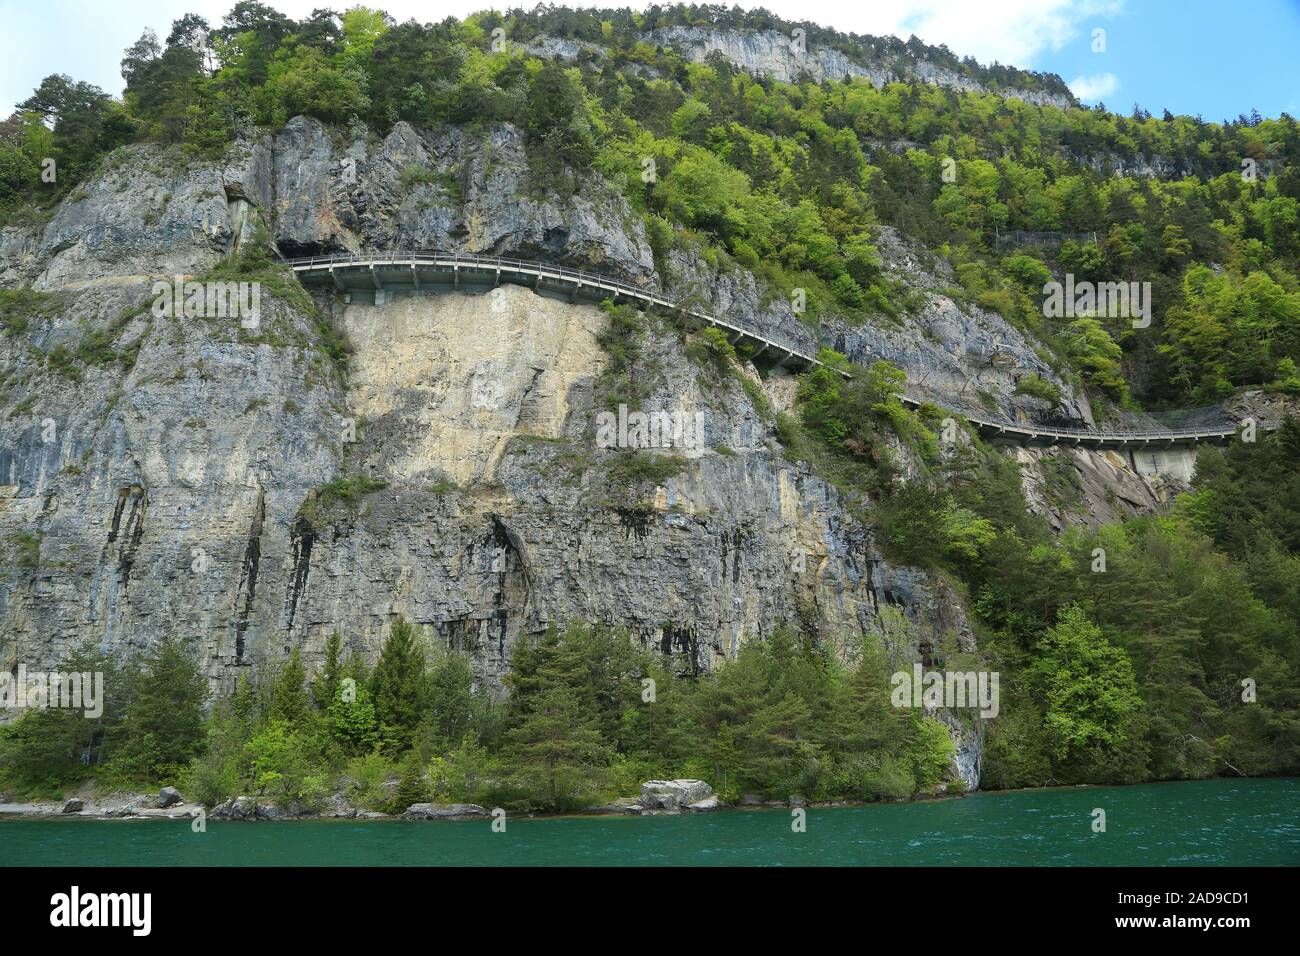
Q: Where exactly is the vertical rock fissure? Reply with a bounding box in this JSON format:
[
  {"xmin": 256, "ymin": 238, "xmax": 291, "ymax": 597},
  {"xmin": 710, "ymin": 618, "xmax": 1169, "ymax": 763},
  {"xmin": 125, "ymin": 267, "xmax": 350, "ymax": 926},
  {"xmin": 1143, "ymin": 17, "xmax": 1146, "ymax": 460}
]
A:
[
  {"xmin": 284, "ymin": 514, "xmax": 315, "ymax": 632},
  {"xmin": 233, "ymin": 488, "xmax": 266, "ymax": 661},
  {"xmin": 115, "ymin": 485, "xmax": 148, "ymax": 587},
  {"xmin": 106, "ymin": 487, "xmax": 128, "ymax": 542}
]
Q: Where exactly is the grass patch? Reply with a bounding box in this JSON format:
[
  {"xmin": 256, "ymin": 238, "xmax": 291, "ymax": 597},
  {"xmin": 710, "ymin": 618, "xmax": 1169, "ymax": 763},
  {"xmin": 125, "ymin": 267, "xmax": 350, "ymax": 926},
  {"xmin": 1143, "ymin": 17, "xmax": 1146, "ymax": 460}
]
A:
[
  {"xmin": 9, "ymin": 532, "xmax": 40, "ymax": 570},
  {"xmin": 298, "ymin": 474, "xmax": 388, "ymax": 528},
  {"xmin": 1015, "ymin": 373, "xmax": 1063, "ymax": 406},
  {"xmin": 0, "ymin": 289, "xmax": 64, "ymax": 336}
]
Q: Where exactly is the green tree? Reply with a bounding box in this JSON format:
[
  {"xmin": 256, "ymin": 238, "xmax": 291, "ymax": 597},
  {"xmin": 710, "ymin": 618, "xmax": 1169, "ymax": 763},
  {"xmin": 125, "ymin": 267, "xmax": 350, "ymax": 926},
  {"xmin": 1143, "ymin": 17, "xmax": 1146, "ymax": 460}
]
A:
[
  {"xmin": 505, "ymin": 686, "xmax": 608, "ymax": 809},
  {"xmin": 426, "ymin": 650, "xmax": 474, "ymax": 749},
  {"xmin": 369, "ymin": 617, "xmax": 429, "ymax": 750},
  {"xmin": 1032, "ymin": 605, "xmax": 1144, "ymax": 775},
  {"xmin": 110, "ymin": 635, "xmax": 208, "ymax": 781},
  {"xmin": 312, "ymin": 630, "xmax": 344, "ymax": 710},
  {"xmin": 269, "ymin": 647, "xmax": 309, "ymax": 725}
]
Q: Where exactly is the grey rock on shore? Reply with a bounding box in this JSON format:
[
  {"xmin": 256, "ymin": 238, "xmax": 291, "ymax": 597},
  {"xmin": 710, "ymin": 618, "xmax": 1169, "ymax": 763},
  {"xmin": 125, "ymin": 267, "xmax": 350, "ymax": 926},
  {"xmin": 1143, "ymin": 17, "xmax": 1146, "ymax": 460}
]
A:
[{"xmin": 401, "ymin": 803, "xmax": 489, "ymax": 821}]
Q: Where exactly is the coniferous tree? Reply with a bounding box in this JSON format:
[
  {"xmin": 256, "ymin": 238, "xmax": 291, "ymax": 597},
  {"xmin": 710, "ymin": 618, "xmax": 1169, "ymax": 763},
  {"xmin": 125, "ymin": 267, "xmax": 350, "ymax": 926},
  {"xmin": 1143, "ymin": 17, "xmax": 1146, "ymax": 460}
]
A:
[
  {"xmin": 269, "ymin": 647, "xmax": 309, "ymax": 725},
  {"xmin": 312, "ymin": 630, "xmax": 344, "ymax": 711},
  {"xmin": 110, "ymin": 634, "xmax": 208, "ymax": 780},
  {"xmin": 369, "ymin": 617, "xmax": 429, "ymax": 750}
]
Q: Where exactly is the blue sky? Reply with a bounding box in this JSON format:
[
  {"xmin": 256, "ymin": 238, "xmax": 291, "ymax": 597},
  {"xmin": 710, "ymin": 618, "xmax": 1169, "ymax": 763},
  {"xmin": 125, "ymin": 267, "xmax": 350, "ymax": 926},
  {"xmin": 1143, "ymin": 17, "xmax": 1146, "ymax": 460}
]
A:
[
  {"xmin": 1028, "ymin": 0, "xmax": 1300, "ymax": 120},
  {"xmin": 2, "ymin": 0, "xmax": 1297, "ymax": 121}
]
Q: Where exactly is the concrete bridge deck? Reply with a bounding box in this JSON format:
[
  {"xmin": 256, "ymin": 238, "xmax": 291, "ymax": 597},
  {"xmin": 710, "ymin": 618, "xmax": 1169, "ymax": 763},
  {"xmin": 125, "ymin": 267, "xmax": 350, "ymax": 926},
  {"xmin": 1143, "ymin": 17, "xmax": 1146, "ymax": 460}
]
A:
[{"xmin": 286, "ymin": 251, "xmax": 1281, "ymax": 451}]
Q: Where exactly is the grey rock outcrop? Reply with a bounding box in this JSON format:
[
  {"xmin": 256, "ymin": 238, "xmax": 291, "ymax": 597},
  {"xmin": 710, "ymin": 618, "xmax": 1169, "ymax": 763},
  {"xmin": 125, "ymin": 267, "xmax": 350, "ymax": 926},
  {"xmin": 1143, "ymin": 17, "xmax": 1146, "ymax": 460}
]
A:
[
  {"xmin": 402, "ymin": 803, "xmax": 489, "ymax": 820},
  {"xmin": 638, "ymin": 779, "xmax": 715, "ymax": 812},
  {"xmin": 0, "ymin": 116, "xmax": 1141, "ymax": 796},
  {"xmin": 242, "ymin": 117, "xmax": 656, "ymax": 280},
  {"xmin": 638, "ymin": 28, "xmax": 1074, "ymax": 109},
  {"xmin": 62, "ymin": 798, "xmax": 84, "ymax": 813},
  {"xmin": 1013, "ymin": 445, "xmax": 1183, "ymax": 532},
  {"xmin": 157, "ymin": 786, "xmax": 182, "ymax": 808},
  {"xmin": 210, "ymin": 796, "xmax": 258, "ymax": 820},
  {"xmin": 831, "ymin": 226, "xmax": 1093, "ymax": 427}
]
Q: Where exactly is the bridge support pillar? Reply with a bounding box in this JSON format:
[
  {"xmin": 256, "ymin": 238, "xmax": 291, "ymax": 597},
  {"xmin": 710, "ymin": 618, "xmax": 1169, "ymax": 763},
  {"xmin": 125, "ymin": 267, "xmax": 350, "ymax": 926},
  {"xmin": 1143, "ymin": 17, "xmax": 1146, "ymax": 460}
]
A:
[{"xmin": 329, "ymin": 266, "xmax": 344, "ymax": 291}]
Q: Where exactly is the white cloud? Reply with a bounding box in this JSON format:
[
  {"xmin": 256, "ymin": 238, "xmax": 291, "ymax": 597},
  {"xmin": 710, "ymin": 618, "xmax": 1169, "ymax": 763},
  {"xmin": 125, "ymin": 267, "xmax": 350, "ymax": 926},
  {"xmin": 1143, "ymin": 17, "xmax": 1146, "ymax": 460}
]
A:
[
  {"xmin": 827, "ymin": 0, "xmax": 1125, "ymax": 69},
  {"xmin": 1068, "ymin": 72, "xmax": 1120, "ymax": 102}
]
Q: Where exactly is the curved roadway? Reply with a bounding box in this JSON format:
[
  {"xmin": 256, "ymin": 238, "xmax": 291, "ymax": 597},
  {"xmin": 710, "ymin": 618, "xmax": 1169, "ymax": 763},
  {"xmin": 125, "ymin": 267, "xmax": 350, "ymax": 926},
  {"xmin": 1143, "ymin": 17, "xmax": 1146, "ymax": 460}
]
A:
[{"xmin": 284, "ymin": 251, "xmax": 1281, "ymax": 450}]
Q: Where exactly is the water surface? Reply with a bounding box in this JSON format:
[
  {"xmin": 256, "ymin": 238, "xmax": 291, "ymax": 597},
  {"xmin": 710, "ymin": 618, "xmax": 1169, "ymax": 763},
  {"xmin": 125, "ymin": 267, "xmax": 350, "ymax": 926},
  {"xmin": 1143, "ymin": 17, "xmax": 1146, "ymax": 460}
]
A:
[{"xmin": 3, "ymin": 777, "xmax": 1296, "ymax": 866}]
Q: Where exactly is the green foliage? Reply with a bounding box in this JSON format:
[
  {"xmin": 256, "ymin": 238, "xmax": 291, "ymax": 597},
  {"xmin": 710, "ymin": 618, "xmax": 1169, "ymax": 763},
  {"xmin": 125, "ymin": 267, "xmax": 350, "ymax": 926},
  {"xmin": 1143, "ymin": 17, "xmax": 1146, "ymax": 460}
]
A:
[
  {"xmin": 796, "ymin": 350, "xmax": 932, "ymax": 479},
  {"xmin": 686, "ymin": 326, "xmax": 736, "ymax": 377},
  {"xmin": 0, "ymin": 289, "xmax": 63, "ymax": 336},
  {"xmin": 0, "ymin": 644, "xmax": 120, "ymax": 796},
  {"xmin": 104, "ymin": 635, "xmax": 209, "ymax": 783},
  {"xmin": 389, "ymin": 762, "xmax": 429, "ymax": 813},
  {"xmin": 595, "ymin": 298, "xmax": 650, "ymax": 411},
  {"xmin": 1014, "ymin": 373, "xmax": 1063, "ymax": 406},
  {"xmin": 298, "ymin": 473, "xmax": 387, "ymax": 528},
  {"xmin": 605, "ymin": 452, "xmax": 685, "ymax": 497},
  {"xmin": 268, "ymin": 647, "xmax": 310, "ymax": 725},
  {"xmin": 245, "ymin": 718, "xmax": 330, "ymax": 808},
  {"xmin": 1064, "ymin": 318, "xmax": 1129, "ymax": 403},
  {"xmin": 326, "ymin": 683, "xmax": 380, "ymax": 756},
  {"xmin": 312, "ymin": 630, "xmax": 344, "ymax": 709},
  {"xmin": 369, "ymin": 617, "xmax": 431, "ymax": 750},
  {"xmin": 1032, "ymin": 606, "xmax": 1145, "ymax": 773},
  {"xmin": 263, "ymin": 45, "xmax": 370, "ymax": 126},
  {"xmin": 9, "ymin": 532, "xmax": 41, "ymax": 570}
]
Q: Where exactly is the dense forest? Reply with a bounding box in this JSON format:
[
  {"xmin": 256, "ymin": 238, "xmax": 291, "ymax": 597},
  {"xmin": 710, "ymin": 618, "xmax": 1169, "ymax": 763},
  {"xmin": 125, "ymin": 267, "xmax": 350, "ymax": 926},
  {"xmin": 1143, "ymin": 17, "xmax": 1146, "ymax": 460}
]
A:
[{"xmin": 1, "ymin": 4, "xmax": 1298, "ymax": 810}]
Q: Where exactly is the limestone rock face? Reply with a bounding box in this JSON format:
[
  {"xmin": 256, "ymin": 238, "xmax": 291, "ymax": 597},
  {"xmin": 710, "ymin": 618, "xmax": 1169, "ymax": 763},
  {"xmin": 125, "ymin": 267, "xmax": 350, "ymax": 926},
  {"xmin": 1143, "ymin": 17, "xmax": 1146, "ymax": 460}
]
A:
[
  {"xmin": 341, "ymin": 285, "xmax": 608, "ymax": 488},
  {"xmin": 1, "ymin": 116, "xmax": 1148, "ymax": 796},
  {"xmin": 829, "ymin": 226, "xmax": 1093, "ymax": 428},
  {"xmin": 243, "ymin": 117, "xmax": 656, "ymax": 281},
  {"xmin": 636, "ymin": 28, "xmax": 1074, "ymax": 108},
  {"xmin": 1012, "ymin": 445, "xmax": 1192, "ymax": 533}
]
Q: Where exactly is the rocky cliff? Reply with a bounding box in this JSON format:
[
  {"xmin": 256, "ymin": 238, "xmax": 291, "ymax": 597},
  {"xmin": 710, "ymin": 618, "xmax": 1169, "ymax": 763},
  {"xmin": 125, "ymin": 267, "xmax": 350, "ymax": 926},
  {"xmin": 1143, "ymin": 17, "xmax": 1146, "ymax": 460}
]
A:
[
  {"xmin": 0, "ymin": 114, "xmax": 1211, "ymax": 785},
  {"xmin": 0, "ymin": 116, "xmax": 1003, "ymax": 783},
  {"xmin": 525, "ymin": 27, "xmax": 1074, "ymax": 109}
]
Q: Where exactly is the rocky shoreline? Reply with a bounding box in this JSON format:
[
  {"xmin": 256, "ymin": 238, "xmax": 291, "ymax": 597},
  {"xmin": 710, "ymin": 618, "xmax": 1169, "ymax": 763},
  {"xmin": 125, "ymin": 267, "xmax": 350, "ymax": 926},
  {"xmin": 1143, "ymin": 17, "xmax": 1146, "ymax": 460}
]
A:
[{"xmin": 0, "ymin": 778, "xmax": 961, "ymax": 822}]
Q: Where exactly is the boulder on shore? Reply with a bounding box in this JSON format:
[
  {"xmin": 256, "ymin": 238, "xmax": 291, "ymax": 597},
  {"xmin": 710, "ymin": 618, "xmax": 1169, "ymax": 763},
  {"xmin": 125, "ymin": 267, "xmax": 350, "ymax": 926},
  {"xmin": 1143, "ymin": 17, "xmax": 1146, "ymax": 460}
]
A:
[
  {"xmin": 62, "ymin": 798, "xmax": 84, "ymax": 814},
  {"xmin": 158, "ymin": 786, "xmax": 182, "ymax": 808},
  {"xmin": 638, "ymin": 779, "xmax": 715, "ymax": 812},
  {"xmin": 402, "ymin": 803, "xmax": 489, "ymax": 821},
  {"xmin": 210, "ymin": 796, "xmax": 258, "ymax": 820}
]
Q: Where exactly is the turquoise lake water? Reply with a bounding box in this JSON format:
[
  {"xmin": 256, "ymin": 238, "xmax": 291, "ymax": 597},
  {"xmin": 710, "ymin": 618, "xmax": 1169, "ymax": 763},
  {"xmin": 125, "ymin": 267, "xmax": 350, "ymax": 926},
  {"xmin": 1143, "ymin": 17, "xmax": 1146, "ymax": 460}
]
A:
[{"xmin": 2, "ymin": 777, "xmax": 1296, "ymax": 866}]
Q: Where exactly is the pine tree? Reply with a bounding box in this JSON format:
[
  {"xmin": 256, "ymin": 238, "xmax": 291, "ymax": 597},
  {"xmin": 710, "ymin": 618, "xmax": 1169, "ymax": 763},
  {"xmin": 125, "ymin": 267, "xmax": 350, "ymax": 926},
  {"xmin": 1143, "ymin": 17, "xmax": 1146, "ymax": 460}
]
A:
[
  {"xmin": 111, "ymin": 634, "xmax": 208, "ymax": 779},
  {"xmin": 369, "ymin": 617, "xmax": 429, "ymax": 750},
  {"xmin": 270, "ymin": 647, "xmax": 309, "ymax": 725},
  {"xmin": 312, "ymin": 630, "xmax": 343, "ymax": 710},
  {"xmin": 390, "ymin": 761, "xmax": 429, "ymax": 813},
  {"xmin": 427, "ymin": 649, "xmax": 473, "ymax": 749},
  {"xmin": 326, "ymin": 684, "xmax": 379, "ymax": 756},
  {"xmin": 506, "ymin": 687, "xmax": 608, "ymax": 809}
]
